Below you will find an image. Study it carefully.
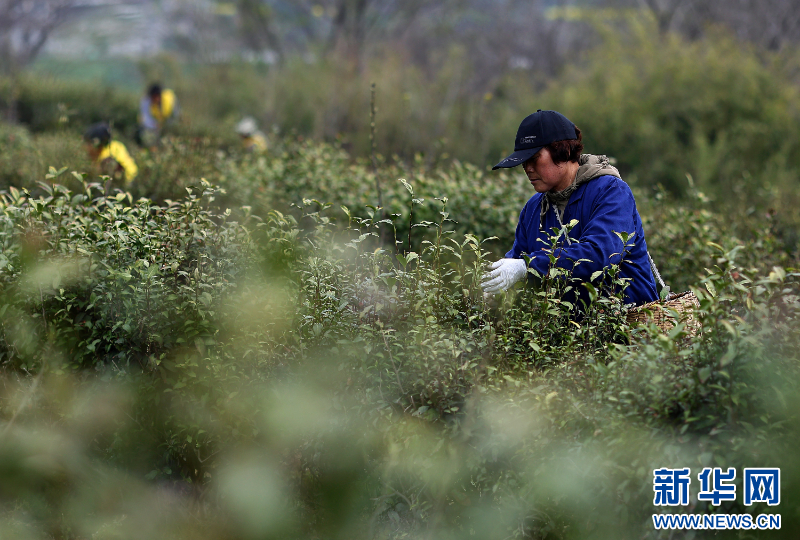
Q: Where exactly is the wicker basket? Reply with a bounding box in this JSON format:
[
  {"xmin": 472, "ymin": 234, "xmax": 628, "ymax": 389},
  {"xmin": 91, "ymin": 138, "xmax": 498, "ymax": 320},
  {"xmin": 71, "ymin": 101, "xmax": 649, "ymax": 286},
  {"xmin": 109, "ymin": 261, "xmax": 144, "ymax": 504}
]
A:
[{"xmin": 626, "ymin": 291, "xmax": 701, "ymax": 336}]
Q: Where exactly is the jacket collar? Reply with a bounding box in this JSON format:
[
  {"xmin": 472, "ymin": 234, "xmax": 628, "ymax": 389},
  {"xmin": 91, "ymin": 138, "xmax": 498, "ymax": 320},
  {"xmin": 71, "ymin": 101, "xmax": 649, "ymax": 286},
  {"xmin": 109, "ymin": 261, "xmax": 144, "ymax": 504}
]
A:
[{"xmin": 566, "ymin": 181, "xmax": 588, "ymax": 207}]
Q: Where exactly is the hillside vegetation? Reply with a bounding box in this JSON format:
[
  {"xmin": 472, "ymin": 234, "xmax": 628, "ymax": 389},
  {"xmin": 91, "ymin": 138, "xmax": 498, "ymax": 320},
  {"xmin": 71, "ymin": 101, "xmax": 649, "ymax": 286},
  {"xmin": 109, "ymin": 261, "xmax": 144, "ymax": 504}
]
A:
[{"xmin": 1, "ymin": 17, "xmax": 800, "ymax": 540}]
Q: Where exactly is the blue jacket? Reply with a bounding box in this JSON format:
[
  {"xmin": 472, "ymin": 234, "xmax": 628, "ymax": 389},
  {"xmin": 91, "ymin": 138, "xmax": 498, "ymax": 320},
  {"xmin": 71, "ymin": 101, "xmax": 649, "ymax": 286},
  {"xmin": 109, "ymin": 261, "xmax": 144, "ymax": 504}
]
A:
[{"xmin": 506, "ymin": 174, "xmax": 658, "ymax": 308}]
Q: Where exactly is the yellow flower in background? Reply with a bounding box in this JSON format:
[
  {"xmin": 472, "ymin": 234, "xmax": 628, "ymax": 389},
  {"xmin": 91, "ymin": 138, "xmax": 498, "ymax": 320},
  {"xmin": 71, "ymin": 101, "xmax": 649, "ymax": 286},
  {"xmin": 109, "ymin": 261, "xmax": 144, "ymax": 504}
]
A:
[{"xmin": 214, "ymin": 2, "xmax": 237, "ymax": 16}]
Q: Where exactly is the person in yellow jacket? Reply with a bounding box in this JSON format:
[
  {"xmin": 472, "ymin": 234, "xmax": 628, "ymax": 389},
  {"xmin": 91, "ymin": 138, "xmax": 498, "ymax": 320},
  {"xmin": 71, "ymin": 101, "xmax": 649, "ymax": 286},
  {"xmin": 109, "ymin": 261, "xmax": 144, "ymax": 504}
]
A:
[
  {"xmin": 84, "ymin": 123, "xmax": 138, "ymax": 183},
  {"xmin": 235, "ymin": 117, "xmax": 268, "ymax": 152},
  {"xmin": 137, "ymin": 83, "xmax": 179, "ymax": 147}
]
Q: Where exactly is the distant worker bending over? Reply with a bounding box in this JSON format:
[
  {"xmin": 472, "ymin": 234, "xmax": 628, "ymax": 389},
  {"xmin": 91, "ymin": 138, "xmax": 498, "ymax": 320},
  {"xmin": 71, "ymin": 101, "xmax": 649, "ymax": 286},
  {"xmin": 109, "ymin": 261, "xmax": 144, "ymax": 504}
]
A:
[
  {"xmin": 137, "ymin": 83, "xmax": 179, "ymax": 147},
  {"xmin": 236, "ymin": 117, "xmax": 268, "ymax": 152},
  {"xmin": 84, "ymin": 123, "xmax": 138, "ymax": 183}
]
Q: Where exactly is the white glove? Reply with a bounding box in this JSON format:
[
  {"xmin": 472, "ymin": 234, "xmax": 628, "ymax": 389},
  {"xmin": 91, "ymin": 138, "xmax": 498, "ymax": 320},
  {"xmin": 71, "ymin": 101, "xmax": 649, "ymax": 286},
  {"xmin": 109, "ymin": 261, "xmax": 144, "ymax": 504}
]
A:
[{"xmin": 481, "ymin": 258, "xmax": 528, "ymax": 294}]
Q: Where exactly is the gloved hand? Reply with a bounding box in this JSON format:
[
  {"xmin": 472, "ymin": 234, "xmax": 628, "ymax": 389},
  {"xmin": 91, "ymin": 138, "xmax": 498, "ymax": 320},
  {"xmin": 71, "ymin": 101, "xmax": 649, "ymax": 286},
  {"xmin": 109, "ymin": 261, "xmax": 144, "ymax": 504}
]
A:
[{"xmin": 481, "ymin": 258, "xmax": 528, "ymax": 294}]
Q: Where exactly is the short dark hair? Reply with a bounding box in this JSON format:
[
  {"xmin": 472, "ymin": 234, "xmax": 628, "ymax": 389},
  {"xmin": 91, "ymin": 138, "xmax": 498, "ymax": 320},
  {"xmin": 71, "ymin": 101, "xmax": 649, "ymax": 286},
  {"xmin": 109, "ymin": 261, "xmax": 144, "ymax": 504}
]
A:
[
  {"xmin": 83, "ymin": 123, "xmax": 112, "ymax": 147},
  {"xmin": 546, "ymin": 125, "xmax": 583, "ymax": 165},
  {"xmin": 148, "ymin": 83, "xmax": 163, "ymax": 98}
]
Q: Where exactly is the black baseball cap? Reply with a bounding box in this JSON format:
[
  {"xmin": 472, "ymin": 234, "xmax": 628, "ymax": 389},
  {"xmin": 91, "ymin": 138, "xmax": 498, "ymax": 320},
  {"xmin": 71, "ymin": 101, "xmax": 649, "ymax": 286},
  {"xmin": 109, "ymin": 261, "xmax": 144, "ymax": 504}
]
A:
[{"xmin": 492, "ymin": 110, "xmax": 578, "ymax": 170}]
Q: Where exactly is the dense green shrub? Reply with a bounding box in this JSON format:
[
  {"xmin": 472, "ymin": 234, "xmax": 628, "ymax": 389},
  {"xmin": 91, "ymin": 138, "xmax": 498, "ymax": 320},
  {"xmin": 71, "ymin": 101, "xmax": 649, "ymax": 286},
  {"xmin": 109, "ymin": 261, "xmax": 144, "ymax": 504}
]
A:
[
  {"xmin": 546, "ymin": 21, "xmax": 800, "ymax": 199},
  {"xmin": 3, "ymin": 31, "xmax": 800, "ymax": 532},
  {"xmin": 0, "ymin": 75, "xmax": 139, "ymax": 135},
  {"xmin": 0, "ymin": 123, "xmax": 90, "ymax": 190},
  {"xmin": 0, "ymin": 178, "xmax": 253, "ymax": 370},
  {"xmin": 0, "ymin": 126, "xmax": 224, "ymax": 201},
  {"xmin": 2, "ymin": 158, "xmax": 800, "ymax": 538},
  {"xmin": 2, "ymin": 125, "xmax": 796, "ymax": 295}
]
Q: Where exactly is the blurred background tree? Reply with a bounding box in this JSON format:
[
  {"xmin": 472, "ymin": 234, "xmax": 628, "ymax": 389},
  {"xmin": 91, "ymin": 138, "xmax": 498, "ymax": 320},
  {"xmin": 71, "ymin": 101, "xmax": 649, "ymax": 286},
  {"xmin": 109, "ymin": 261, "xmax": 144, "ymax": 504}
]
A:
[
  {"xmin": 2, "ymin": 0, "xmax": 800, "ymax": 196},
  {"xmin": 0, "ymin": 0, "xmax": 81, "ymax": 74}
]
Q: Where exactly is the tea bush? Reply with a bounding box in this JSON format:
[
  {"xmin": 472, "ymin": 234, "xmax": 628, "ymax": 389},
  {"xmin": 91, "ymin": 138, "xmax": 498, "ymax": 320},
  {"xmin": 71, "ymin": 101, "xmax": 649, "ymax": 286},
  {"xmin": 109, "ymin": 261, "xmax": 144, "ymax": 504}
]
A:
[
  {"xmin": 2, "ymin": 146, "xmax": 800, "ymax": 538},
  {"xmin": 8, "ymin": 14, "xmax": 800, "ymax": 206},
  {"xmin": 4, "ymin": 13, "xmax": 800, "ymax": 535},
  {"xmin": 0, "ymin": 75, "xmax": 139, "ymax": 135}
]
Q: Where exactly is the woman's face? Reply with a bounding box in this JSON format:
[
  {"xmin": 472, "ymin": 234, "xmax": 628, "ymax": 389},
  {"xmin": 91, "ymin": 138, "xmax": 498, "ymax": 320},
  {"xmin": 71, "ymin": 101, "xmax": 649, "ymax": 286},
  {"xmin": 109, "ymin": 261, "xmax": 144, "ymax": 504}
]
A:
[
  {"xmin": 522, "ymin": 148, "xmax": 574, "ymax": 193},
  {"xmin": 85, "ymin": 143, "xmax": 101, "ymax": 161}
]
